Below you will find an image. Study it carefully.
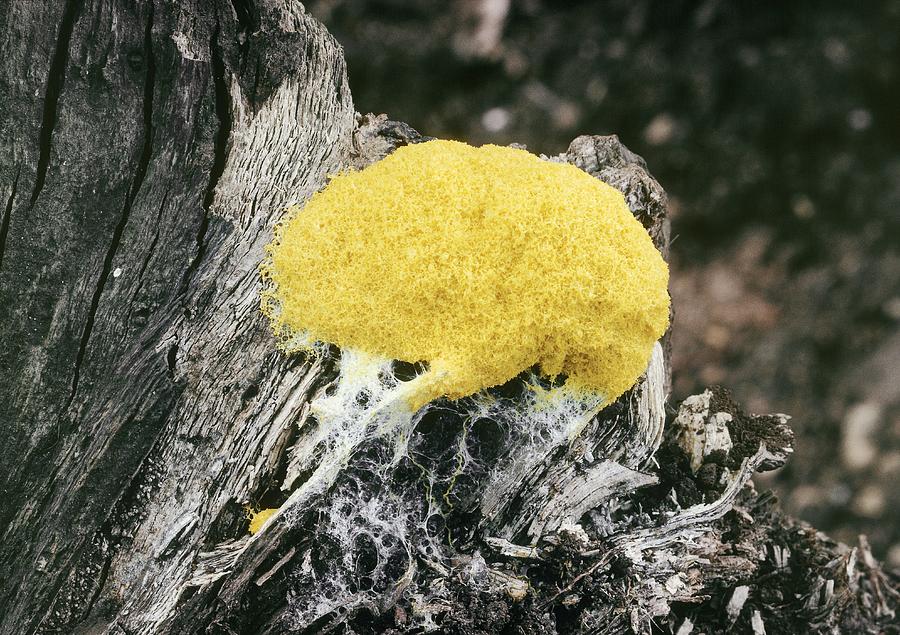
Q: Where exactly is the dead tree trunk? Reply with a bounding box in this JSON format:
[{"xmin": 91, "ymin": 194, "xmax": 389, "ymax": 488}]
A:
[{"xmin": 0, "ymin": 1, "xmax": 896, "ymax": 634}]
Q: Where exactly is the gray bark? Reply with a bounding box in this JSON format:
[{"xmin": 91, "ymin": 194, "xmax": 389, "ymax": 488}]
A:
[{"xmin": 0, "ymin": 1, "xmax": 896, "ymax": 634}]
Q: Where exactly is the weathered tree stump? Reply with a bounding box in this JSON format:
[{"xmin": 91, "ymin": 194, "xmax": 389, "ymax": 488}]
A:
[{"xmin": 0, "ymin": 2, "xmax": 896, "ymax": 633}]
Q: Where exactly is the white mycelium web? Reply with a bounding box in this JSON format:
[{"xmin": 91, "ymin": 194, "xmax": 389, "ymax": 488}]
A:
[{"xmin": 255, "ymin": 340, "xmax": 616, "ymax": 627}]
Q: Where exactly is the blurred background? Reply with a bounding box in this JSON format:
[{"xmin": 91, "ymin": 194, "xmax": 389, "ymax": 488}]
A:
[{"xmin": 307, "ymin": 0, "xmax": 900, "ymax": 565}]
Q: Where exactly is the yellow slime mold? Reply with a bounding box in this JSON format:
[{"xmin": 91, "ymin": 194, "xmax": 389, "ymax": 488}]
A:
[
  {"xmin": 261, "ymin": 140, "xmax": 669, "ymax": 411},
  {"xmin": 248, "ymin": 507, "xmax": 277, "ymax": 535}
]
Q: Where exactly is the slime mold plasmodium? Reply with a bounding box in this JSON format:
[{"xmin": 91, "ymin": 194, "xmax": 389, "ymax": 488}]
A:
[
  {"xmin": 261, "ymin": 139, "xmax": 669, "ymax": 411},
  {"xmin": 247, "ymin": 507, "xmax": 277, "ymax": 535}
]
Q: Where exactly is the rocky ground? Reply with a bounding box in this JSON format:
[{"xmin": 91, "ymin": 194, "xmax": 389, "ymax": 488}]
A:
[{"xmin": 307, "ymin": 0, "xmax": 900, "ymax": 565}]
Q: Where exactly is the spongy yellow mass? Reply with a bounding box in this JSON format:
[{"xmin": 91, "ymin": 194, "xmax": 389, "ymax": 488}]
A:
[
  {"xmin": 248, "ymin": 508, "xmax": 277, "ymax": 534},
  {"xmin": 261, "ymin": 140, "xmax": 669, "ymax": 410}
]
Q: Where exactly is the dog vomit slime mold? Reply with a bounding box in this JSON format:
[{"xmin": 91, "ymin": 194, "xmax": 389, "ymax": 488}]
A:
[{"xmin": 261, "ymin": 139, "xmax": 669, "ymax": 411}]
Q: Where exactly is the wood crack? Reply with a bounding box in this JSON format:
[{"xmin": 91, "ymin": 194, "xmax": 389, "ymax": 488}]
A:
[
  {"xmin": 65, "ymin": 4, "xmax": 157, "ymax": 410},
  {"xmin": 0, "ymin": 168, "xmax": 19, "ymax": 272},
  {"xmin": 167, "ymin": 342, "xmax": 179, "ymax": 378},
  {"xmin": 230, "ymin": 0, "xmax": 258, "ymax": 58},
  {"xmin": 135, "ymin": 190, "xmax": 168, "ymax": 282},
  {"xmin": 204, "ymin": 25, "xmax": 232, "ymax": 212},
  {"xmin": 78, "ymin": 537, "xmax": 114, "ymax": 626},
  {"xmin": 120, "ymin": 189, "xmax": 170, "ymax": 345},
  {"xmin": 30, "ymin": 0, "xmax": 83, "ymax": 206},
  {"xmin": 179, "ymin": 24, "xmax": 232, "ymax": 300}
]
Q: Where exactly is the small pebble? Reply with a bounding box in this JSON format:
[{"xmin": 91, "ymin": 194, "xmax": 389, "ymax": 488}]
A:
[
  {"xmin": 851, "ymin": 485, "xmax": 885, "ymax": 518},
  {"xmin": 841, "ymin": 402, "xmax": 881, "ymax": 470}
]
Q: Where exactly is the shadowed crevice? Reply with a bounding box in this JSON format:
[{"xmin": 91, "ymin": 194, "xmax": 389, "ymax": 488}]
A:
[
  {"xmin": 229, "ymin": 0, "xmax": 259, "ymax": 38},
  {"xmin": 30, "ymin": 0, "xmax": 84, "ymax": 206},
  {"xmin": 179, "ymin": 24, "xmax": 233, "ymax": 300},
  {"xmin": 0, "ymin": 168, "xmax": 19, "ymax": 272},
  {"xmin": 65, "ymin": 4, "xmax": 157, "ymax": 410}
]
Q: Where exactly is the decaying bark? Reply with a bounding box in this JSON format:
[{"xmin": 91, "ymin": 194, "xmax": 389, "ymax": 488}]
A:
[{"xmin": 0, "ymin": 2, "xmax": 897, "ymax": 634}]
